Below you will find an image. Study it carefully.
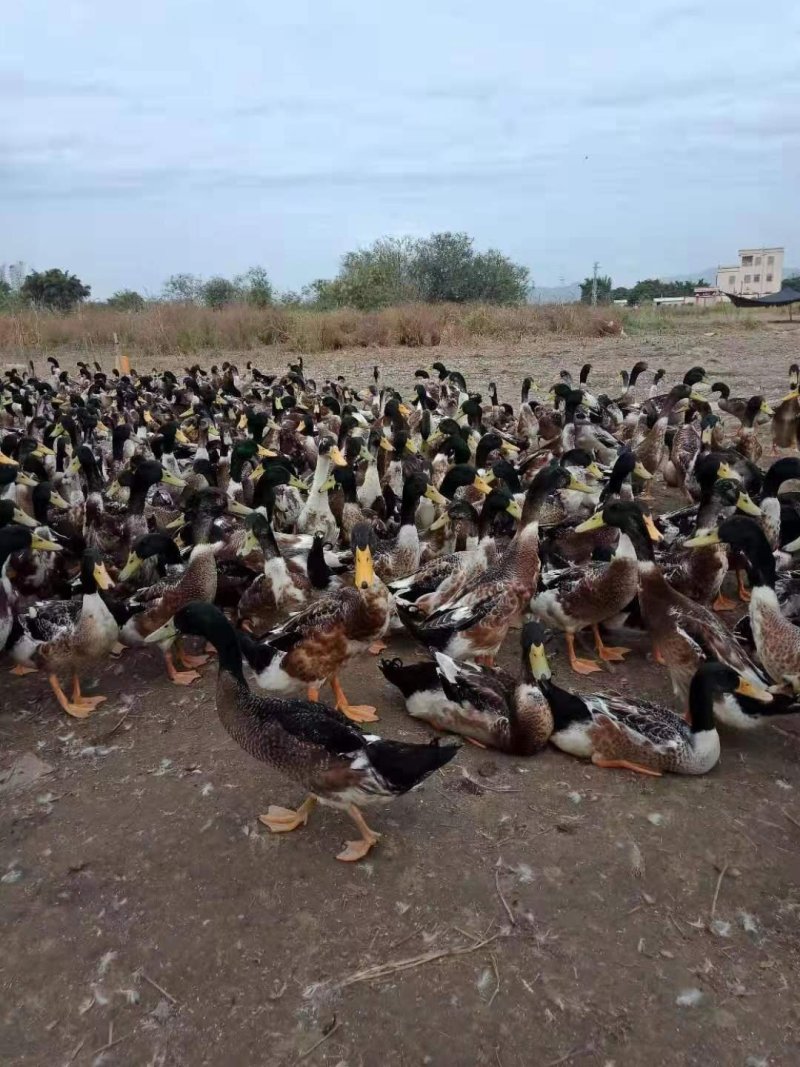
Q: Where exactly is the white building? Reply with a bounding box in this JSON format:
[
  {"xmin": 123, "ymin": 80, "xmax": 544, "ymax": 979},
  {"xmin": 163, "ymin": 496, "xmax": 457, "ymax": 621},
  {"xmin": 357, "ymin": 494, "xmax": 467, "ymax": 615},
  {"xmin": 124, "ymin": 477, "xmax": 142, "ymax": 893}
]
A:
[{"xmin": 716, "ymin": 247, "xmax": 784, "ymax": 297}]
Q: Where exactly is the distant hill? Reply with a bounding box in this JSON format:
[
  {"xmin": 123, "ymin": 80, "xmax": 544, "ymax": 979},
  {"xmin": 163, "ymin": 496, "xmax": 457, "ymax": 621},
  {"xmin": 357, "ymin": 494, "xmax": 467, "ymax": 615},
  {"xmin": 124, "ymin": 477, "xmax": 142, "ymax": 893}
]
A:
[{"xmin": 530, "ymin": 282, "xmax": 581, "ymax": 304}]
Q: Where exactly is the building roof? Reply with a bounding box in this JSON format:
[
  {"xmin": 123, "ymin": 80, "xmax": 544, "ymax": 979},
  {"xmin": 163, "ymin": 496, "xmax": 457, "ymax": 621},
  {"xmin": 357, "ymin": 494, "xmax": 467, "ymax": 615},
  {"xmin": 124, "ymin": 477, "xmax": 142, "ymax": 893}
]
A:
[{"xmin": 738, "ymin": 247, "xmax": 783, "ymax": 254}]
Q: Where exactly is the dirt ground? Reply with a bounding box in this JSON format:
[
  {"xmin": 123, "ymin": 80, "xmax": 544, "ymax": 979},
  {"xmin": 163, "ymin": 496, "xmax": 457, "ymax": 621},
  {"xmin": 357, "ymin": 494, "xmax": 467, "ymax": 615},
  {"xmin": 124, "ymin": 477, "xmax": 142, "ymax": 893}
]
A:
[{"xmin": 3, "ymin": 320, "xmax": 800, "ymax": 1067}]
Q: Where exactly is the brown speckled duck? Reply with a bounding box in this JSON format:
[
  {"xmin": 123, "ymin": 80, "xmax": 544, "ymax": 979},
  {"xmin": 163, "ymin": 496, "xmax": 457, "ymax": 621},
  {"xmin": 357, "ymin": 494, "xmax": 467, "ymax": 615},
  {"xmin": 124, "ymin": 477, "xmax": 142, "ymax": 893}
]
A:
[{"xmin": 146, "ymin": 602, "xmax": 458, "ymax": 862}]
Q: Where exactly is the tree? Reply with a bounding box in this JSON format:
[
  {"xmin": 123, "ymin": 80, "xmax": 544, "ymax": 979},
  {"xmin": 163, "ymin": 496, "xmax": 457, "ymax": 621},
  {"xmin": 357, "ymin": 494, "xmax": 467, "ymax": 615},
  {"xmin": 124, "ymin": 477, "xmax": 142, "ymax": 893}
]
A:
[
  {"xmin": 579, "ymin": 275, "xmax": 613, "ymax": 304},
  {"xmin": 412, "ymin": 232, "xmax": 530, "ymax": 305},
  {"xmin": 21, "ymin": 268, "xmax": 91, "ymax": 311},
  {"xmin": 107, "ymin": 289, "xmax": 145, "ymax": 311},
  {"xmin": 624, "ymin": 278, "xmax": 708, "ymax": 305},
  {"xmin": 162, "ymin": 273, "xmax": 202, "ymax": 302},
  {"xmin": 237, "ymin": 266, "xmax": 274, "ymax": 307},
  {"xmin": 785, "ymin": 275, "xmax": 800, "ymax": 291},
  {"xmin": 469, "ymin": 248, "xmax": 531, "ymax": 304},
  {"xmin": 611, "ymin": 286, "xmax": 630, "ymax": 302},
  {"xmin": 201, "ymin": 276, "xmax": 238, "ymax": 309},
  {"xmin": 277, "ymin": 290, "xmax": 305, "ymax": 307},
  {"xmin": 306, "ymin": 232, "xmax": 530, "ymax": 310}
]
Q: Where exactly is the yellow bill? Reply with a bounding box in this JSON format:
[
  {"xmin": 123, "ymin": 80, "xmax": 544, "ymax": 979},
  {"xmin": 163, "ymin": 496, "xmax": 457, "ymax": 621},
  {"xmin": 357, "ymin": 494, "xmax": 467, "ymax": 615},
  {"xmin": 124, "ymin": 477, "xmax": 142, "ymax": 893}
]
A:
[{"xmin": 735, "ymin": 677, "xmax": 774, "ymax": 704}]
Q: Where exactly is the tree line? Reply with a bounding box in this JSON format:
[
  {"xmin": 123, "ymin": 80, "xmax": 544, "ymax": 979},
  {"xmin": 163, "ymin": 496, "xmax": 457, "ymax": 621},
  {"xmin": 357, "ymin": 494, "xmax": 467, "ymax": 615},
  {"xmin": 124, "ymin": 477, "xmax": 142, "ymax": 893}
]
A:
[
  {"xmin": 0, "ymin": 232, "xmax": 531, "ymax": 314},
  {"xmin": 579, "ymin": 275, "xmax": 712, "ymax": 306}
]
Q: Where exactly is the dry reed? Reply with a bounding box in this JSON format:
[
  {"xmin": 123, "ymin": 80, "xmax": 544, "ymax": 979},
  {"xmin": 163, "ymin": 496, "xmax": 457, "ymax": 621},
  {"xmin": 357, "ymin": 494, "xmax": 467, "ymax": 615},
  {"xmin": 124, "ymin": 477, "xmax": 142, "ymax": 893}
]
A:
[{"xmin": 0, "ymin": 302, "xmax": 624, "ymax": 357}]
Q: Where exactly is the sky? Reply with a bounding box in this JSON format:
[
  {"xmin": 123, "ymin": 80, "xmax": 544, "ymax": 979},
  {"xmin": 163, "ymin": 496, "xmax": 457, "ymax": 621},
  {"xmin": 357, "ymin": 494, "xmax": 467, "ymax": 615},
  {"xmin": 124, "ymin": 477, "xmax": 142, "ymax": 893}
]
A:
[{"xmin": 3, "ymin": 0, "xmax": 799, "ymax": 299}]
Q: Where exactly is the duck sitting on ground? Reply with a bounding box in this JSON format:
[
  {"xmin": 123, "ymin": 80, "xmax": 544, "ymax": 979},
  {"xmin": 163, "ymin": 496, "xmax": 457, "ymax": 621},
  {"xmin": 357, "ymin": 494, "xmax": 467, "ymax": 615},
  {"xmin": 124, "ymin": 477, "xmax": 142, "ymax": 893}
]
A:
[
  {"xmin": 379, "ymin": 621, "xmax": 553, "ymax": 754},
  {"xmin": 145, "ymin": 601, "xmax": 458, "ymax": 862},
  {"xmin": 544, "ymin": 658, "xmax": 768, "ymax": 776}
]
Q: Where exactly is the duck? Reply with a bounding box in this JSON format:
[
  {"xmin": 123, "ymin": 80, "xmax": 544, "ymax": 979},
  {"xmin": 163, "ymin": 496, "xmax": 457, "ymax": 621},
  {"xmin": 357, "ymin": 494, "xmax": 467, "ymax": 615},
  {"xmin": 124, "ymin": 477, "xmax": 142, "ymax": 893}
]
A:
[
  {"xmin": 389, "ymin": 489, "xmax": 521, "ymax": 616},
  {"xmin": 632, "ymin": 384, "xmax": 693, "ymax": 493},
  {"xmin": 691, "ymin": 517, "xmax": 800, "ymax": 696},
  {"xmin": 733, "ymin": 395, "xmax": 773, "ymax": 464},
  {"xmin": 144, "ymin": 601, "xmax": 458, "ymax": 862},
  {"xmin": 296, "ymin": 438, "xmax": 347, "ymax": 542},
  {"xmin": 379, "ymin": 621, "xmax": 553, "ymax": 754},
  {"xmin": 119, "ymin": 541, "xmax": 219, "ymax": 684},
  {"xmin": 521, "ymin": 460, "xmax": 593, "ymax": 527},
  {"xmin": 545, "ymin": 660, "xmax": 766, "ymax": 776},
  {"xmin": 372, "ymin": 472, "xmax": 448, "ymax": 583},
  {"xmin": 663, "ymin": 478, "xmax": 762, "ymax": 609},
  {"xmin": 530, "ymin": 501, "xmax": 658, "ymax": 673},
  {"xmin": 0, "ymin": 525, "xmax": 62, "ymax": 653},
  {"xmin": 396, "ymin": 521, "xmax": 540, "ymax": 667},
  {"xmin": 756, "ymin": 456, "xmax": 800, "ymax": 551},
  {"xmin": 638, "ymin": 524, "xmax": 769, "ymax": 706},
  {"xmin": 234, "ymin": 523, "xmax": 390, "ymax": 722},
  {"xmin": 9, "ymin": 547, "xmax": 119, "ymax": 718},
  {"xmin": 234, "ymin": 509, "xmax": 309, "ymax": 626},
  {"xmin": 771, "ymin": 364, "xmax": 800, "ymax": 452}
]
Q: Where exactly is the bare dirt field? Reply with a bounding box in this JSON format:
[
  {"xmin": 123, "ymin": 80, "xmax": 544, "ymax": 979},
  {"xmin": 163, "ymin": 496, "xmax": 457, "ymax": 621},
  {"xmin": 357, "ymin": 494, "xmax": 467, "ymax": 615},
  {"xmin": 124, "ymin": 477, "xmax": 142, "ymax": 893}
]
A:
[{"xmin": 3, "ymin": 319, "xmax": 800, "ymax": 1067}]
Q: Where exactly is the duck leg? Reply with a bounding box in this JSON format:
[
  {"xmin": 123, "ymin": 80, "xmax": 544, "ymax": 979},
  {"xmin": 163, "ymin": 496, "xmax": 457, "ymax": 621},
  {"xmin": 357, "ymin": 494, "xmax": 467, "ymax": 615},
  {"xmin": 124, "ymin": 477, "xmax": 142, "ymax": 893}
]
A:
[
  {"xmin": 306, "ymin": 686, "xmax": 320, "ymax": 702},
  {"xmin": 330, "ymin": 675, "xmax": 379, "ymax": 723},
  {"xmin": 712, "ymin": 592, "xmax": 738, "ymax": 612},
  {"xmin": 475, "ymin": 654, "xmax": 495, "ymax": 668},
  {"xmin": 163, "ymin": 649, "xmax": 200, "ymax": 686},
  {"xmin": 72, "ymin": 675, "xmax": 107, "ymax": 710},
  {"xmin": 337, "ymin": 804, "xmax": 382, "ymax": 862},
  {"xmin": 736, "ymin": 569, "xmax": 751, "ymax": 603},
  {"xmin": 175, "ymin": 638, "xmax": 209, "ymax": 670},
  {"xmin": 592, "ymin": 624, "xmax": 630, "ymax": 662},
  {"xmin": 591, "ymin": 754, "xmax": 663, "ymax": 777},
  {"xmin": 10, "ymin": 664, "xmax": 37, "ymax": 676},
  {"xmin": 368, "ymin": 641, "xmax": 388, "ymax": 655},
  {"xmin": 259, "ymin": 796, "xmax": 317, "ymax": 833},
  {"xmin": 565, "ymin": 633, "xmax": 601, "ymax": 675},
  {"xmin": 48, "ymin": 674, "xmax": 94, "ymax": 719}
]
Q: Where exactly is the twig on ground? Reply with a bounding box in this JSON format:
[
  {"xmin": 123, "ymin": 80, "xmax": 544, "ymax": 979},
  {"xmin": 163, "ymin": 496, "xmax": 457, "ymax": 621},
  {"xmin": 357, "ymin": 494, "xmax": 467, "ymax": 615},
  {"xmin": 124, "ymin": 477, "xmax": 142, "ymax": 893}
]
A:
[
  {"xmin": 710, "ymin": 862, "xmax": 729, "ymax": 921},
  {"xmin": 138, "ymin": 971, "xmax": 178, "ymax": 1004},
  {"xmin": 781, "ymin": 807, "xmax": 800, "ymax": 832},
  {"xmin": 92, "ymin": 709, "xmax": 130, "ymax": 743},
  {"xmin": 91, "ymin": 1021, "xmax": 129, "ymax": 1056},
  {"xmin": 461, "ymin": 770, "xmax": 519, "ymax": 794},
  {"xmin": 545, "ymin": 1043, "xmax": 594, "ymax": 1067},
  {"xmin": 666, "ymin": 911, "xmax": 689, "ymax": 939},
  {"xmin": 65, "ymin": 1037, "xmax": 85, "ymax": 1064},
  {"xmin": 306, "ymin": 933, "xmax": 502, "ymax": 995},
  {"xmin": 296, "ymin": 1021, "xmax": 341, "ymax": 1062},
  {"xmin": 389, "ymin": 925, "xmax": 424, "ymax": 950},
  {"xmin": 495, "ymin": 870, "xmax": 516, "ymax": 927},
  {"xmin": 487, "ymin": 951, "xmax": 501, "ymax": 1008}
]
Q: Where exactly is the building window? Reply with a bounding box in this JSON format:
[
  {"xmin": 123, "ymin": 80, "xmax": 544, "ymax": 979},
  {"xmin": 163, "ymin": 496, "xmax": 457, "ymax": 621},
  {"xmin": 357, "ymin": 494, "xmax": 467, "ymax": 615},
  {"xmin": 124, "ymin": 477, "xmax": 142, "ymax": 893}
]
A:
[
  {"xmin": 744, "ymin": 274, "xmax": 752, "ymax": 283},
  {"xmin": 766, "ymin": 273, "xmax": 773, "ymax": 282},
  {"xmin": 755, "ymin": 256, "xmax": 761, "ymax": 265},
  {"xmin": 742, "ymin": 255, "xmax": 753, "ymax": 266},
  {"xmin": 754, "ymin": 274, "xmax": 761, "ymax": 282},
  {"xmin": 768, "ymin": 256, "xmax": 774, "ymax": 266},
  {"xmin": 729, "ymin": 275, "xmax": 736, "ymax": 286}
]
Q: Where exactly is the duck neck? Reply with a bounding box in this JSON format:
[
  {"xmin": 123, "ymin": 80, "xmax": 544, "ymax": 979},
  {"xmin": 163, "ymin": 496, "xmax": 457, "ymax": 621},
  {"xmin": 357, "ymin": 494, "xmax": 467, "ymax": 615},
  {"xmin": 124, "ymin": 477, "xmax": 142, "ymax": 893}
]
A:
[
  {"xmin": 687, "ymin": 674, "xmax": 721, "ymax": 734},
  {"xmin": 311, "ymin": 454, "xmax": 332, "ymax": 494},
  {"xmin": 399, "ymin": 490, "xmax": 421, "ymax": 528}
]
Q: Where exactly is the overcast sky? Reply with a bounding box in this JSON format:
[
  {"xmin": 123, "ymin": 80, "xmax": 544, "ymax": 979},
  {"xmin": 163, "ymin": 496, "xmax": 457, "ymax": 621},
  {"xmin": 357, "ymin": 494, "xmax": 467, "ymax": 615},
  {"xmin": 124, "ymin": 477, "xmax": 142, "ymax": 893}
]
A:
[{"xmin": 4, "ymin": 1, "xmax": 798, "ymax": 298}]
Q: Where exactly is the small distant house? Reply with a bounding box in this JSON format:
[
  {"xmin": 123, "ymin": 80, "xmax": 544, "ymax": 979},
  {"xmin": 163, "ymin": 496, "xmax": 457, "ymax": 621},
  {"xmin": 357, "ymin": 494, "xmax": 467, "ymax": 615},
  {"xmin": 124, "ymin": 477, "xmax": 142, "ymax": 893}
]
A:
[{"xmin": 716, "ymin": 248, "xmax": 784, "ymax": 297}]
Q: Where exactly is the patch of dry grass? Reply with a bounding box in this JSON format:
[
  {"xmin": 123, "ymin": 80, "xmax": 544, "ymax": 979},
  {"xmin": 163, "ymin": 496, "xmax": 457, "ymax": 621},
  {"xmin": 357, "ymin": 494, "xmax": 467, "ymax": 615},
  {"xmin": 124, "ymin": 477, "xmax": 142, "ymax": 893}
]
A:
[{"xmin": 0, "ymin": 301, "xmax": 624, "ymax": 357}]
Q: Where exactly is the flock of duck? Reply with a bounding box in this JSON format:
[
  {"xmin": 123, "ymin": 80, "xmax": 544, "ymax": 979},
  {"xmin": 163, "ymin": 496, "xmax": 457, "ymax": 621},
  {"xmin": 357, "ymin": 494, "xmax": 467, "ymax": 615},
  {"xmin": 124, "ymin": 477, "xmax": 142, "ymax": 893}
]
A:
[{"xmin": 3, "ymin": 354, "xmax": 800, "ymax": 861}]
